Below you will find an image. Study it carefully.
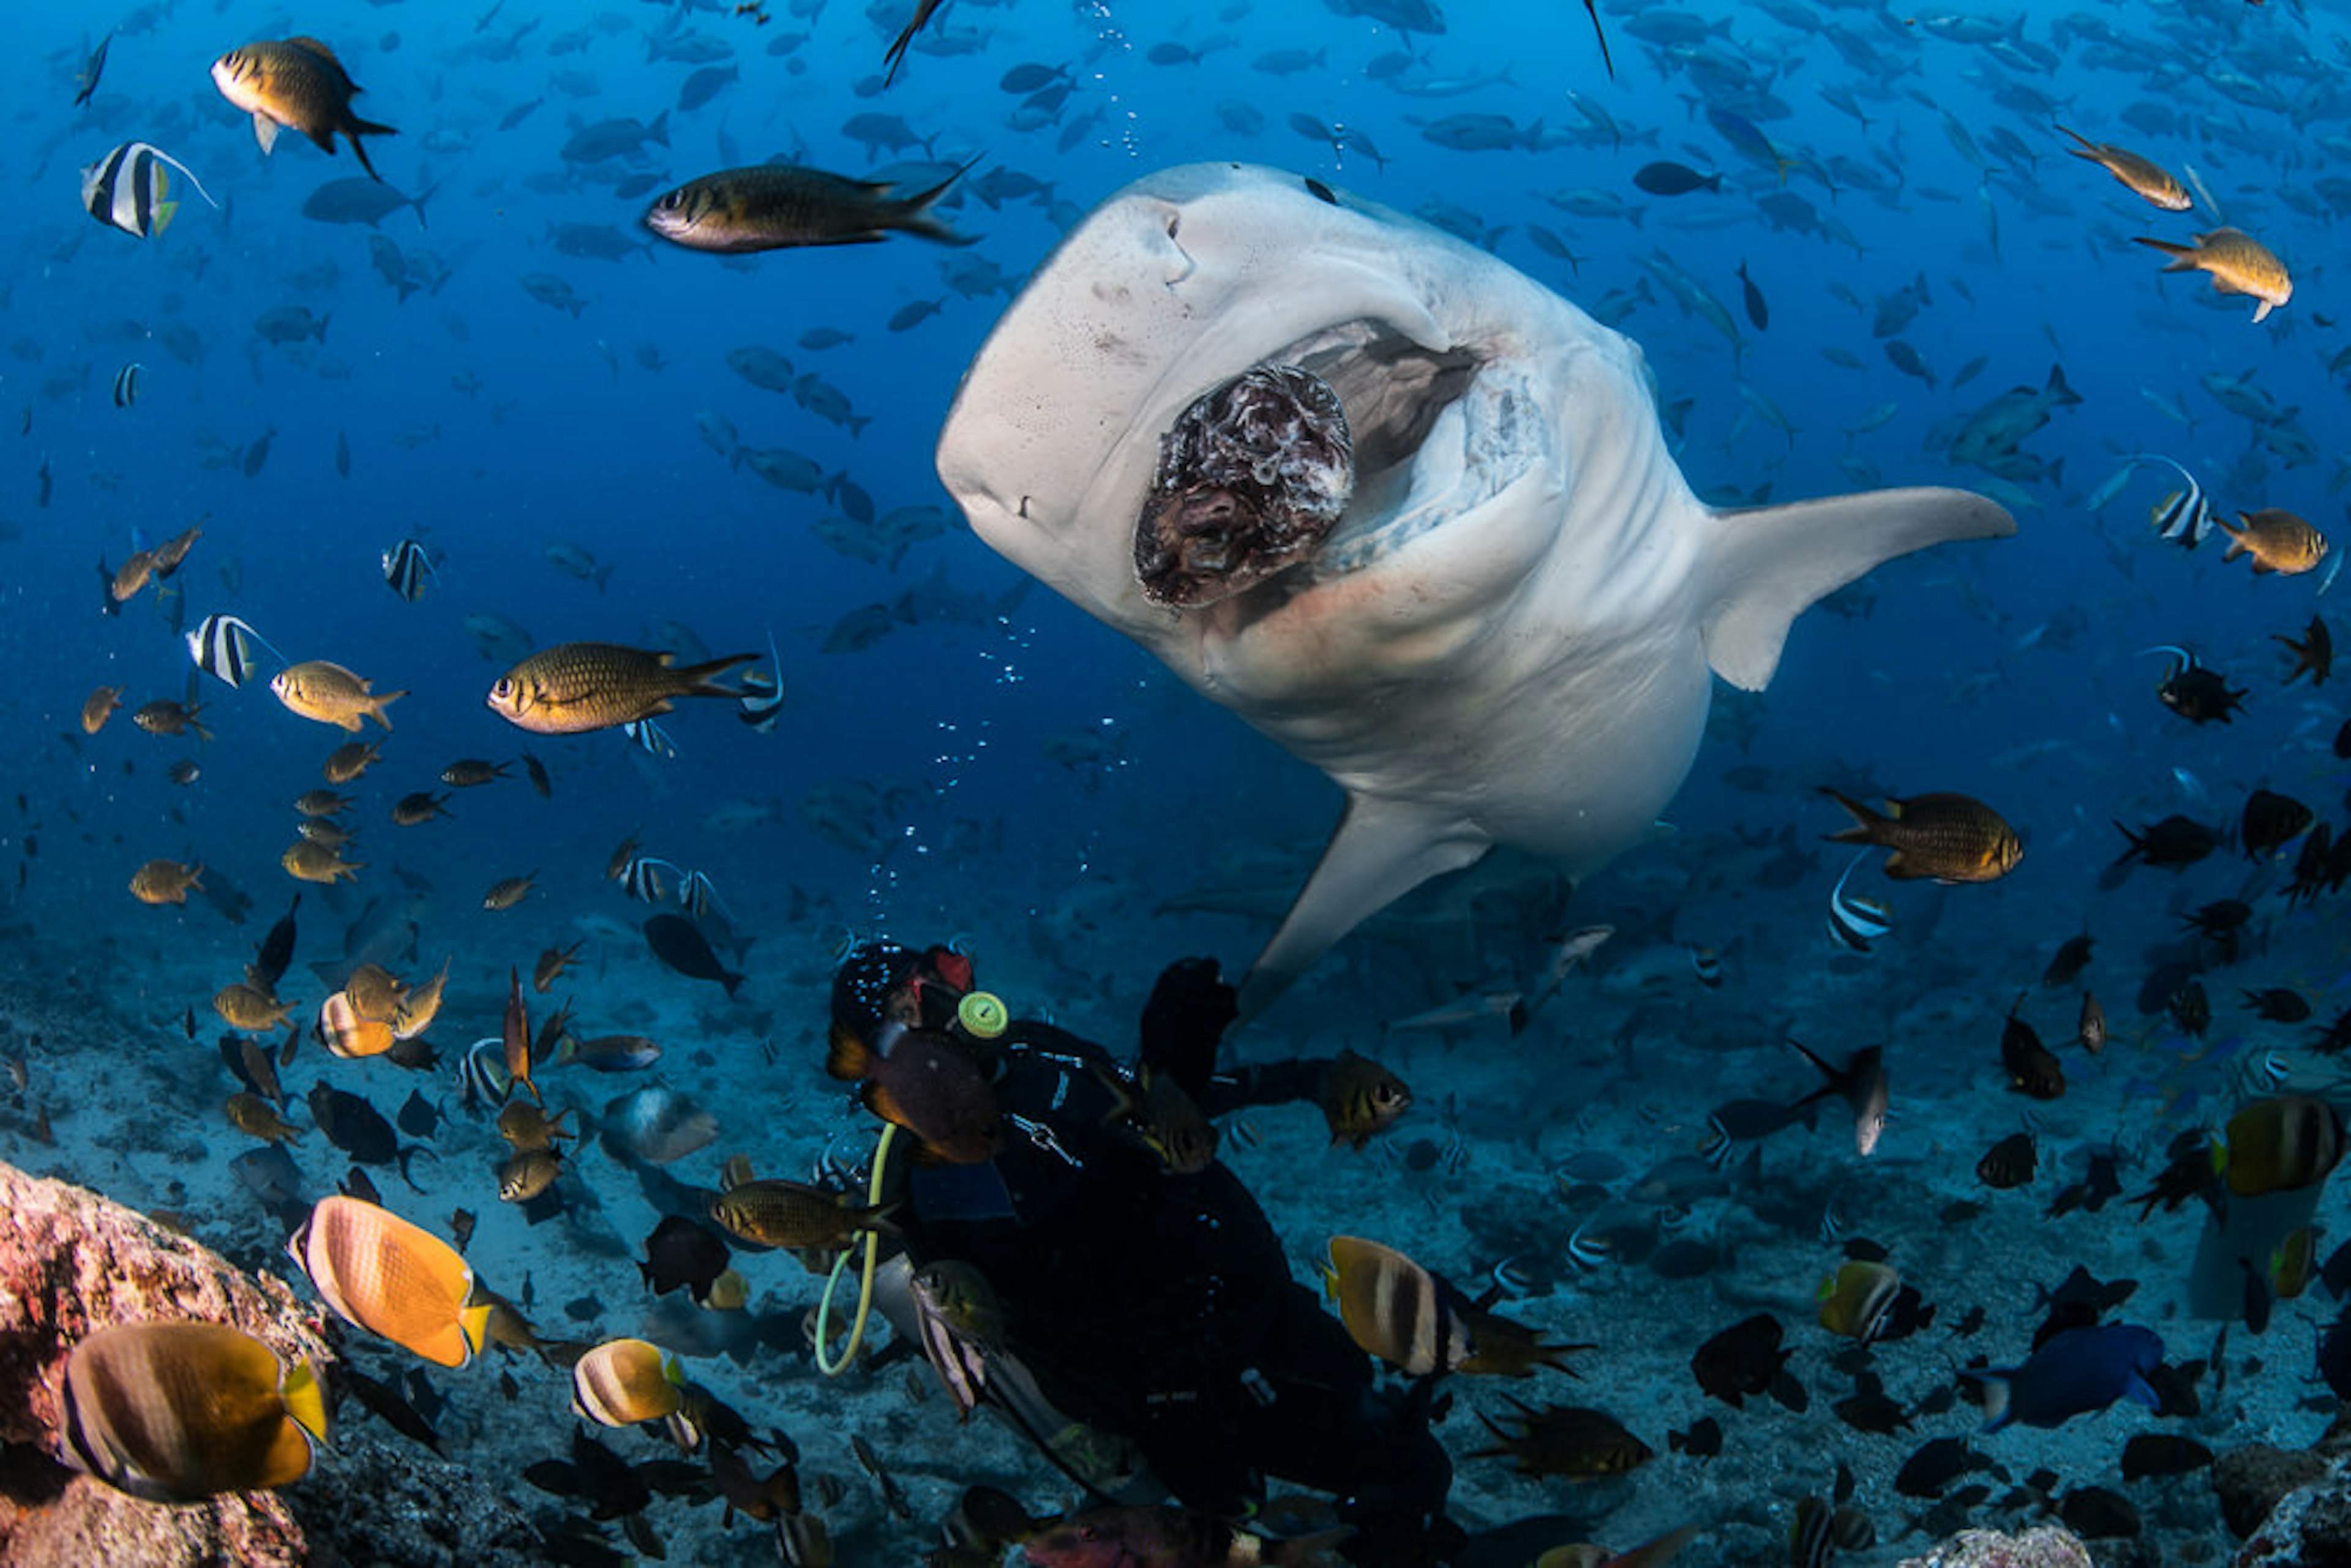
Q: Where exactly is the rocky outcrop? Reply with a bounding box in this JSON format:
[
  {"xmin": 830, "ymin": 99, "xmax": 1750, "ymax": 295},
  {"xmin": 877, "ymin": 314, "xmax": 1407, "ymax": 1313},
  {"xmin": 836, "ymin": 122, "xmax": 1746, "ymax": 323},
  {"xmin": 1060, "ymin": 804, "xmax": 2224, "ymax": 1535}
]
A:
[
  {"xmin": 0, "ymin": 1160, "xmax": 319, "ymax": 1566},
  {"xmin": 0, "ymin": 1161, "xmax": 543, "ymax": 1568},
  {"xmin": 1898, "ymin": 1526, "xmax": 2096, "ymax": 1568}
]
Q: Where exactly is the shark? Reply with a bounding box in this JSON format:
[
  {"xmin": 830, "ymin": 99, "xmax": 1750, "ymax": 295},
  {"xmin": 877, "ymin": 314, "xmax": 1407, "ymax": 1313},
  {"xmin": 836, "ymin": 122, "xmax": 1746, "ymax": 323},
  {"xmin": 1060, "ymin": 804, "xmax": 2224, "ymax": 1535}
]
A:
[{"xmin": 936, "ymin": 162, "xmax": 2014, "ymax": 1018}]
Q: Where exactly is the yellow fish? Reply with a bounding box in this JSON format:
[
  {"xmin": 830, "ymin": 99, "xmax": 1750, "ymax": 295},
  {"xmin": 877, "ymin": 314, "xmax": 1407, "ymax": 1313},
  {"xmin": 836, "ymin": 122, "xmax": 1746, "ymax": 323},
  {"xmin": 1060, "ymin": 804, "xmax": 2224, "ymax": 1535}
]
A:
[
  {"xmin": 2134, "ymin": 225, "xmax": 2292, "ymax": 322},
  {"xmin": 272, "ymin": 659, "xmax": 405, "ymax": 731},
  {"xmin": 60, "ymin": 1321, "xmax": 328, "ymax": 1501},
  {"xmin": 211, "ymin": 36, "xmax": 396, "ymax": 181},
  {"xmin": 287, "ymin": 1195, "xmax": 490, "ymax": 1367},
  {"xmin": 2218, "ymin": 508, "xmax": 2328, "ymax": 576},
  {"xmin": 2057, "ymin": 126, "xmax": 2189, "ymax": 210},
  {"xmin": 487, "ymin": 642, "xmax": 753, "ymax": 735}
]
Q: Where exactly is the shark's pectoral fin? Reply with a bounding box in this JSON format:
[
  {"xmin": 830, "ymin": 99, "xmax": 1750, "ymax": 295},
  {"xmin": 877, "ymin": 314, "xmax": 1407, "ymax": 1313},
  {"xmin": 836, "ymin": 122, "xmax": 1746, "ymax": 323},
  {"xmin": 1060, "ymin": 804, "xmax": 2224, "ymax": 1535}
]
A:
[
  {"xmin": 1700, "ymin": 487, "xmax": 2016, "ymax": 691},
  {"xmin": 1236, "ymin": 793, "xmax": 1493, "ymax": 1019}
]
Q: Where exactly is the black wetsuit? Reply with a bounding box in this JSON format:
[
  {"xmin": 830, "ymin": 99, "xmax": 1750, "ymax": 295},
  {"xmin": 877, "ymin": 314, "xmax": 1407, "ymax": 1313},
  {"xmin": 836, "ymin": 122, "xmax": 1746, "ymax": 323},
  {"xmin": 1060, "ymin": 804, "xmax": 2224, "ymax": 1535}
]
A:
[{"xmin": 885, "ymin": 959, "xmax": 1457, "ymax": 1566}]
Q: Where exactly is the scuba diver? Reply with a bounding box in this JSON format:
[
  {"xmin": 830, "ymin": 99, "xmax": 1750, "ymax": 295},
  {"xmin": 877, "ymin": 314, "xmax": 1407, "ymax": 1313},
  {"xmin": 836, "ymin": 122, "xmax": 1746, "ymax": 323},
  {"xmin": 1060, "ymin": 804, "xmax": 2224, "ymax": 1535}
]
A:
[{"xmin": 823, "ymin": 938, "xmax": 1461, "ymax": 1566}]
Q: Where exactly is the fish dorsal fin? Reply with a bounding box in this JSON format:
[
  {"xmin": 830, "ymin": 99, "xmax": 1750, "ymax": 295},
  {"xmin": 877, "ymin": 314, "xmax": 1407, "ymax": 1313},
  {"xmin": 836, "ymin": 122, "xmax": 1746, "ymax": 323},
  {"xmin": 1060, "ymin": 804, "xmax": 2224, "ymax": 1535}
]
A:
[
  {"xmin": 251, "ymin": 113, "xmax": 280, "ymax": 155},
  {"xmin": 287, "ymin": 36, "xmax": 343, "ymax": 66},
  {"xmin": 1700, "ymin": 487, "xmax": 2015, "ymax": 691},
  {"xmin": 1235, "ymin": 792, "xmax": 1493, "ymax": 1019}
]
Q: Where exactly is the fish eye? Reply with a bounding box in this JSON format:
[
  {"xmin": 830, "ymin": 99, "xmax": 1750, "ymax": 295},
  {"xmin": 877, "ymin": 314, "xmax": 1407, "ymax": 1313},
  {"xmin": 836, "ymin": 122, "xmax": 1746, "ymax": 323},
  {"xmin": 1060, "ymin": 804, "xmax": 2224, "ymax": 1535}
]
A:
[{"xmin": 491, "ymin": 678, "xmax": 512, "ymax": 699}]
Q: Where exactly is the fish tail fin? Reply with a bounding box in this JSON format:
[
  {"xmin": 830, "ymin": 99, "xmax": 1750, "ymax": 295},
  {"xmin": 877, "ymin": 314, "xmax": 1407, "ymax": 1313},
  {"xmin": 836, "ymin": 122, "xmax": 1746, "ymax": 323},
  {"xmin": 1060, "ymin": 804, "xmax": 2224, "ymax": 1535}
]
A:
[
  {"xmin": 2045, "ymin": 362, "xmax": 2082, "ymax": 407},
  {"xmin": 370, "ymin": 691, "xmax": 405, "ymax": 729},
  {"xmin": 282, "ymin": 1357, "xmax": 331, "ymax": 1446},
  {"xmin": 1700, "ymin": 487, "xmax": 2016, "ymax": 691},
  {"xmin": 192, "ymin": 719, "xmax": 215, "ymax": 743},
  {"xmin": 2132, "ymin": 235, "xmax": 2195, "ymax": 269},
  {"xmin": 410, "ymin": 171, "xmax": 446, "ymax": 230},
  {"xmin": 895, "ymin": 156, "xmax": 980, "ymax": 246},
  {"xmin": 678, "ymin": 653, "xmax": 757, "ymax": 699},
  {"xmin": 1818, "ymin": 788, "xmax": 1883, "ymax": 844}
]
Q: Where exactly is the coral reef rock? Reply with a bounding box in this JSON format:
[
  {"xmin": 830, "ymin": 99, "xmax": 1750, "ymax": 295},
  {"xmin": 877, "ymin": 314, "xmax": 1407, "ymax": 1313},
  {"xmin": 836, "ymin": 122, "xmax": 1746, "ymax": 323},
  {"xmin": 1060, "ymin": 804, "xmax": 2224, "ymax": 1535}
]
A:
[
  {"xmin": 0, "ymin": 1160, "xmax": 541, "ymax": 1568},
  {"xmin": 1899, "ymin": 1526, "xmax": 2096, "ymax": 1568}
]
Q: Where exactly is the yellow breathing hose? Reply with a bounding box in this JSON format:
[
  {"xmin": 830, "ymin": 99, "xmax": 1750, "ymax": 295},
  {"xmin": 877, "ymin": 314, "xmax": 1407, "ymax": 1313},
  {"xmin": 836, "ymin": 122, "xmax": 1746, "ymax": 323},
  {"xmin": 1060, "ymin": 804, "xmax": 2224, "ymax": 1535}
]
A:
[
  {"xmin": 814, "ymin": 992, "xmax": 1003, "ymax": 1377},
  {"xmin": 816, "ymin": 1122, "xmax": 897, "ymax": 1376}
]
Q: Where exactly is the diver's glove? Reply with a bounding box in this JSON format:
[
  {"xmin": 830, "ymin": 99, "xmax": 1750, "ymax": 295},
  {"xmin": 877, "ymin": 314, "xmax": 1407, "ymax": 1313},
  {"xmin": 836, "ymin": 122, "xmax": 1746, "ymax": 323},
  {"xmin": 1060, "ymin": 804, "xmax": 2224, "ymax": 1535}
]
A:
[{"xmin": 1139, "ymin": 956, "xmax": 1238, "ymax": 1098}]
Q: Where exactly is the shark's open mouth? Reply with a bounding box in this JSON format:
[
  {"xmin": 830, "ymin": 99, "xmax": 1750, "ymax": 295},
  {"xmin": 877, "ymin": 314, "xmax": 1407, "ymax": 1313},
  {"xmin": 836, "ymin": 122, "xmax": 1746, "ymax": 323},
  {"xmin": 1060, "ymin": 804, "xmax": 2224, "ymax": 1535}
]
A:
[{"xmin": 1131, "ymin": 317, "xmax": 1518, "ymax": 606}]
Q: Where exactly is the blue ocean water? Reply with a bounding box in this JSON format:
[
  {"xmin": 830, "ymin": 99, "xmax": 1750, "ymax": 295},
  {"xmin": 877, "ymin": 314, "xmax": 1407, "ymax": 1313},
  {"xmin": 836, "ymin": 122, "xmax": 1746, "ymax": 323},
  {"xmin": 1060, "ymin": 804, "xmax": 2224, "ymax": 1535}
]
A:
[{"xmin": 3, "ymin": 0, "xmax": 2347, "ymax": 1561}]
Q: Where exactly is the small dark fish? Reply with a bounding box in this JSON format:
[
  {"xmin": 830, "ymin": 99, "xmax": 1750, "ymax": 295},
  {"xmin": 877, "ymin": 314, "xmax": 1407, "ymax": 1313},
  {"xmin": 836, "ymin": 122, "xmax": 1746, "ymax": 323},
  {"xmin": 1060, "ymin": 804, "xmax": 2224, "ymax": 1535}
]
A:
[
  {"xmin": 1977, "ymin": 1131, "xmax": 2037, "ymax": 1188},
  {"xmin": 1470, "ymin": 1399, "xmax": 1651, "ymax": 1480},
  {"xmin": 2278, "ymin": 614, "xmax": 2332, "ymax": 686},
  {"xmin": 2158, "ymin": 655, "xmax": 2246, "ymax": 724},
  {"xmin": 2041, "ymin": 932, "xmax": 2093, "ymax": 987},
  {"xmin": 1894, "ymin": 1436, "xmax": 1990, "ymax": 1499},
  {"xmin": 2167, "ymin": 980, "xmax": 2211, "ymax": 1038},
  {"xmin": 1689, "ymin": 1313, "xmax": 1796, "ymax": 1410},
  {"xmin": 1632, "ymin": 160, "xmax": 1722, "ymax": 197},
  {"xmin": 2110, "ymin": 814, "xmax": 2219, "ymax": 871},
  {"xmin": 340, "ymin": 1362, "xmax": 440, "ymax": 1451},
  {"xmin": 643, "ymin": 913, "xmax": 744, "ymax": 997},
  {"xmin": 2000, "ymin": 1003, "xmax": 2066, "ymax": 1100},
  {"xmin": 522, "ymin": 752, "xmax": 553, "ymax": 798},
  {"xmin": 1821, "ymin": 789, "xmax": 2020, "ymax": 883},
  {"xmin": 396, "ymin": 1088, "xmax": 443, "ymax": 1139},
  {"xmin": 639, "ymin": 1214, "xmax": 732, "ymax": 1303},
  {"xmin": 1666, "ymin": 1416, "xmax": 1722, "ymax": 1457},
  {"xmin": 1735, "ymin": 261, "xmax": 1768, "ymax": 330},
  {"xmin": 306, "ymin": 1082, "xmax": 423, "ymax": 1188},
  {"xmin": 75, "ymin": 32, "xmax": 112, "ymax": 107},
  {"xmin": 825, "ymin": 1025, "xmax": 999, "ymax": 1165},
  {"xmin": 2242, "ymin": 789, "xmax": 2314, "ymax": 858},
  {"xmin": 2243, "ymin": 987, "xmax": 2311, "ymax": 1023}
]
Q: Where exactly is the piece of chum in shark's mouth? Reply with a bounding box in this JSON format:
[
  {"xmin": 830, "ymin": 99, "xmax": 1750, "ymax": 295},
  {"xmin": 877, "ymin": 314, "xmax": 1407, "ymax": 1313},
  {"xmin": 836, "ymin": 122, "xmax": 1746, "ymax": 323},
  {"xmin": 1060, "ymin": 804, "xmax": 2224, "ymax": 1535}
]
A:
[{"xmin": 1135, "ymin": 364, "xmax": 1354, "ymax": 608}]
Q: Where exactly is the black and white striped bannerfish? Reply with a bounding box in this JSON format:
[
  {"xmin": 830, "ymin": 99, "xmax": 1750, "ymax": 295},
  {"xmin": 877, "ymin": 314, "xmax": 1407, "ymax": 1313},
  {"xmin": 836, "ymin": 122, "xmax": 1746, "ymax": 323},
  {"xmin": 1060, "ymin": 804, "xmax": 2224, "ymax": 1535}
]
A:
[
  {"xmin": 678, "ymin": 869, "xmax": 727, "ymax": 921},
  {"xmin": 616, "ymin": 852, "xmax": 685, "ymax": 905},
  {"xmin": 2136, "ymin": 453, "xmax": 2214, "ymax": 550},
  {"xmin": 111, "ymin": 362, "xmax": 141, "ymax": 408},
  {"xmin": 1826, "ymin": 850, "xmax": 1894, "ymax": 954},
  {"xmin": 185, "ymin": 613, "xmax": 282, "ymax": 689},
  {"xmin": 737, "ymin": 629, "xmax": 782, "ymax": 733},
  {"xmin": 380, "ymin": 536, "xmax": 436, "ymax": 601},
  {"xmin": 80, "ymin": 141, "xmax": 218, "ymax": 240}
]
